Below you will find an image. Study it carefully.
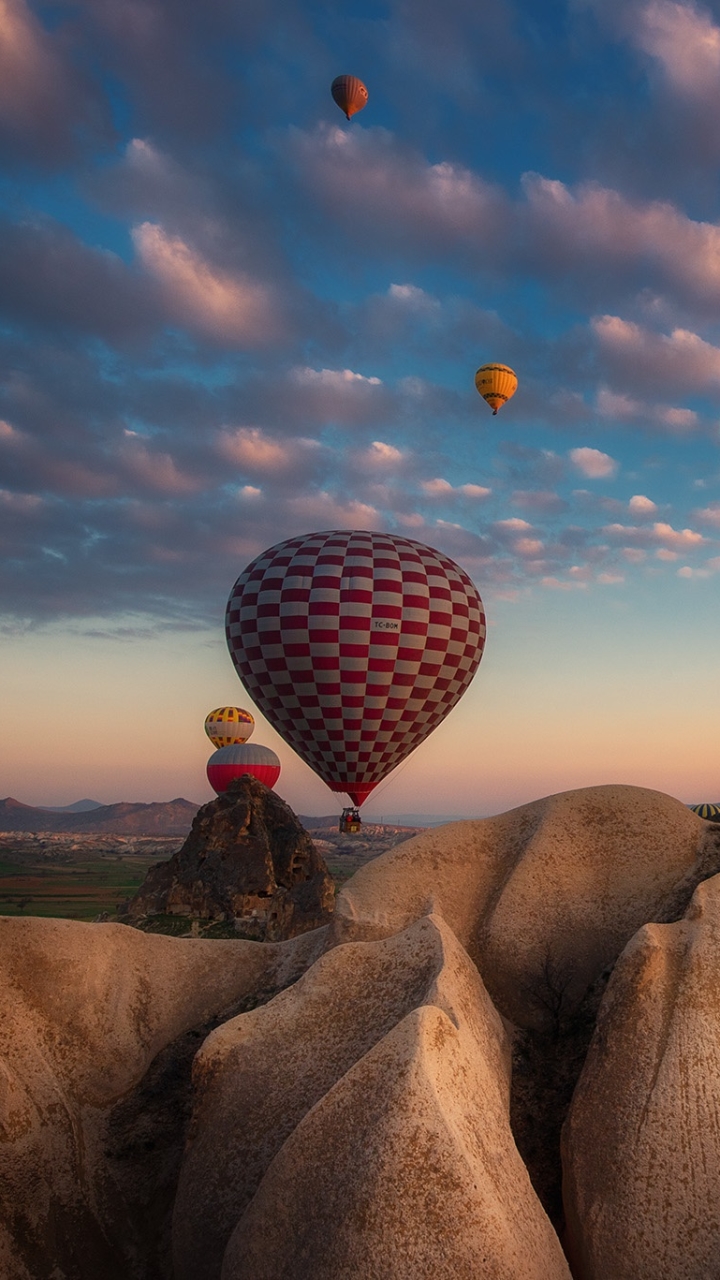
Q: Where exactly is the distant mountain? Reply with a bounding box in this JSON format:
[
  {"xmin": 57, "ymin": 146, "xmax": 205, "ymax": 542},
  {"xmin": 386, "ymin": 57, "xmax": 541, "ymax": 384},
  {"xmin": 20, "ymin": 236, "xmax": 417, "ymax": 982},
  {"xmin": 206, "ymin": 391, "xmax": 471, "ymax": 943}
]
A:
[
  {"xmin": 37, "ymin": 800, "xmax": 104, "ymax": 813},
  {"xmin": 0, "ymin": 797, "xmax": 201, "ymax": 836}
]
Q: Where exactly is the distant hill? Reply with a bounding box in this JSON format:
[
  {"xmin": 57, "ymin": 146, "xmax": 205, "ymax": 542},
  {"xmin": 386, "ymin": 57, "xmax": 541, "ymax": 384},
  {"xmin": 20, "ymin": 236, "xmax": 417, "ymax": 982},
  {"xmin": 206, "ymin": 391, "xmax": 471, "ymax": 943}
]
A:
[
  {"xmin": 0, "ymin": 797, "xmax": 201, "ymax": 836},
  {"xmin": 37, "ymin": 800, "xmax": 104, "ymax": 813}
]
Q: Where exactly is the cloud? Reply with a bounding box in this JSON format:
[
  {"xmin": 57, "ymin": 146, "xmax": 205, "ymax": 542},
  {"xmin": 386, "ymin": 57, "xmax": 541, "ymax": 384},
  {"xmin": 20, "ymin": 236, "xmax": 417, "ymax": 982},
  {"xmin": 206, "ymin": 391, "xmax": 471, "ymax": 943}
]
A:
[
  {"xmin": 0, "ymin": 218, "xmax": 160, "ymax": 343},
  {"xmin": 287, "ymin": 124, "xmax": 505, "ymax": 252},
  {"xmin": 628, "ymin": 494, "xmax": 658, "ymax": 513},
  {"xmin": 117, "ymin": 439, "xmax": 204, "ymax": 496},
  {"xmin": 603, "ymin": 519, "xmax": 708, "ymax": 549},
  {"xmin": 596, "ymin": 386, "xmax": 698, "ymax": 430},
  {"xmin": 132, "ymin": 222, "xmax": 282, "ymax": 345},
  {"xmin": 521, "ymin": 173, "xmax": 720, "ymax": 307},
  {"xmin": 0, "ymin": 0, "xmax": 104, "ymax": 163},
  {"xmin": 569, "ymin": 447, "xmax": 619, "ymax": 478},
  {"xmin": 292, "ymin": 366, "xmax": 382, "ymax": 388},
  {"xmin": 593, "ymin": 316, "xmax": 720, "ymax": 393},
  {"xmin": 421, "ymin": 478, "xmax": 491, "ymax": 498},
  {"xmin": 284, "ymin": 491, "xmax": 381, "ymax": 530},
  {"xmin": 634, "ymin": 0, "xmax": 720, "ymax": 100},
  {"xmin": 693, "ymin": 501, "xmax": 720, "ymax": 527},
  {"xmin": 511, "ymin": 490, "xmax": 568, "ymax": 514}
]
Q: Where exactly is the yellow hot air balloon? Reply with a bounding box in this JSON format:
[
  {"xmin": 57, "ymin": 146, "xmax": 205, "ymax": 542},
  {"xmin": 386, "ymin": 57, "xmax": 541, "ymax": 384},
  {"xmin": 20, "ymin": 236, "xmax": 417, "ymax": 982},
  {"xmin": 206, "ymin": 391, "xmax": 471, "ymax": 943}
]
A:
[
  {"xmin": 331, "ymin": 75, "xmax": 368, "ymax": 121},
  {"xmin": 204, "ymin": 706, "xmax": 255, "ymax": 749},
  {"xmin": 475, "ymin": 363, "xmax": 518, "ymax": 415}
]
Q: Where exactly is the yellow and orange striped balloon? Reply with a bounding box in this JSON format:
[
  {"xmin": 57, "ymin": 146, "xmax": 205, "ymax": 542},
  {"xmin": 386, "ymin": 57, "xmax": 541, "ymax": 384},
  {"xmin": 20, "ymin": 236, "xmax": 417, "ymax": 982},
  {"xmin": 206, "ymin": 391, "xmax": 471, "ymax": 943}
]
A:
[
  {"xmin": 204, "ymin": 706, "xmax": 255, "ymax": 749},
  {"xmin": 474, "ymin": 363, "xmax": 518, "ymax": 415}
]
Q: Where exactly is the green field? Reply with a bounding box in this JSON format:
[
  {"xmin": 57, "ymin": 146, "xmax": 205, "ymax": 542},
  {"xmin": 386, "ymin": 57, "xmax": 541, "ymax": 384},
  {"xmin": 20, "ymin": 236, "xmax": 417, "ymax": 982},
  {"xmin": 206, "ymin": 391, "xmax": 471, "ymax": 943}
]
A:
[{"xmin": 0, "ymin": 853, "xmax": 162, "ymax": 922}]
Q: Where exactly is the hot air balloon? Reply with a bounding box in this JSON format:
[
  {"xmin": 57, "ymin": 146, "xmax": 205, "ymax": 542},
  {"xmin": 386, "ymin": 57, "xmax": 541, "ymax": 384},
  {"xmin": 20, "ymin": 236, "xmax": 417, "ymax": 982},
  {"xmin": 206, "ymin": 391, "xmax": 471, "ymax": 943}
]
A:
[
  {"xmin": 690, "ymin": 802, "xmax": 720, "ymax": 821},
  {"xmin": 207, "ymin": 743, "xmax": 280, "ymax": 795},
  {"xmin": 204, "ymin": 706, "xmax": 255, "ymax": 749},
  {"xmin": 225, "ymin": 530, "xmax": 486, "ymax": 807},
  {"xmin": 475, "ymin": 363, "xmax": 518, "ymax": 415},
  {"xmin": 331, "ymin": 75, "xmax": 368, "ymax": 121}
]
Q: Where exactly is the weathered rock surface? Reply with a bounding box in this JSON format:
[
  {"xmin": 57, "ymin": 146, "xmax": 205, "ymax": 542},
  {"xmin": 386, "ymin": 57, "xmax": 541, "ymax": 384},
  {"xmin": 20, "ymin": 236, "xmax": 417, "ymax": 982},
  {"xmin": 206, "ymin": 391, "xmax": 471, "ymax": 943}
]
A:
[
  {"xmin": 3, "ymin": 783, "xmax": 720, "ymax": 1279},
  {"xmin": 0, "ymin": 915, "xmax": 327, "ymax": 1280},
  {"xmin": 175, "ymin": 913, "xmax": 571, "ymax": 1280},
  {"xmin": 562, "ymin": 870, "xmax": 720, "ymax": 1280},
  {"xmin": 128, "ymin": 775, "xmax": 334, "ymax": 940},
  {"xmin": 331, "ymin": 784, "xmax": 708, "ymax": 1029}
]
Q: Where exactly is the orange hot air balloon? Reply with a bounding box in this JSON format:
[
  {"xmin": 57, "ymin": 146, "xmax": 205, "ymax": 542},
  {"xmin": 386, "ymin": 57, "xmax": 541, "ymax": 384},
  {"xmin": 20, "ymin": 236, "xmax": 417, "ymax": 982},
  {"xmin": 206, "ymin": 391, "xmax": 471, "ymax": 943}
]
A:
[
  {"xmin": 475, "ymin": 364, "xmax": 518, "ymax": 415},
  {"xmin": 331, "ymin": 75, "xmax": 368, "ymax": 121}
]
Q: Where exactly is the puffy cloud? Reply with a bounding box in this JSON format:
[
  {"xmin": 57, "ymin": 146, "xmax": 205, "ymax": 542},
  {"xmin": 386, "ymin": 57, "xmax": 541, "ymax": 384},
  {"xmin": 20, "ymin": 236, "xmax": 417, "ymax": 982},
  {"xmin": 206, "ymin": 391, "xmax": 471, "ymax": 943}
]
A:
[
  {"xmin": 603, "ymin": 519, "xmax": 708, "ymax": 550},
  {"xmin": 218, "ymin": 427, "xmax": 297, "ymax": 474},
  {"xmin": 593, "ymin": 315, "xmax": 720, "ymax": 392},
  {"xmin": 287, "ymin": 124, "xmax": 505, "ymax": 251},
  {"xmin": 118, "ymin": 439, "xmax": 204, "ymax": 496},
  {"xmin": 519, "ymin": 173, "xmax": 720, "ymax": 308},
  {"xmin": 569, "ymin": 447, "xmax": 619, "ymax": 478},
  {"xmin": 635, "ymin": 0, "xmax": 720, "ymax": 100},
  {"xmin": 597, "ymin": 571, "xmax": 626, "ymax": 584},
  {"xmin": 596, "ymin": 386, "xmax": 698, "ymax": 430},
  {"xmin": 693, "ymin": 501, "xmax": 720, "ymax": 527},
  {"xmin": 132, "ymin": 223, "xmax": 282, "ymax": 345},
  {"xmin": 628, "ymin": 494, "xmax": 658, "ymax": 513},
  {"xmin": 422, "ymin": 478, "xmax": 491, "ymax": 498},
  {"xmin": 284, "ymin": 491, "xmax": 381, "ymax": 530},
  {"xmin": 0, "ymin": 0, "xmax": 104, "ymax": 163},
  {"xmin": 292, "ymin": 366, "xmax": 382, "ymax": 388},
  {"xmin": 356, "ymin": 441, "xmax": 406, "ymax": 470}
]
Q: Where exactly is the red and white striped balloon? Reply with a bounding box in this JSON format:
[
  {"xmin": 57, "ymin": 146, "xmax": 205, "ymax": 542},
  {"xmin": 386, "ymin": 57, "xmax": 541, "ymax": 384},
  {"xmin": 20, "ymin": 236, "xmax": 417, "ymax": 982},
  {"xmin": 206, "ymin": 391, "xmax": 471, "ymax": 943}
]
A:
[
  {"xmin": 206, "ymin": 743, "xmax": 281, "ymax": 794},
  {"xmin": 225, "ymin": 530, "xmax": 485, "ymax": 806}
]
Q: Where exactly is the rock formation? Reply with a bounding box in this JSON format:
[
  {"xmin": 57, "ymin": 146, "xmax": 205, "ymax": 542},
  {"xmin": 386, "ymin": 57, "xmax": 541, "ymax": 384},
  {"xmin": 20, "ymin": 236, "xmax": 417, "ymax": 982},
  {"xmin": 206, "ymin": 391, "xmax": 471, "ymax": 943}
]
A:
[
  {"xmin": 1, "ymin": 783, "xmax": 720, "ymax": 1279},
  {"xmin": 0, "ymin": 915, "xmax": 327, "ymax": 1280},
  {"xmin": 127, "ymin": 775, "xmax": 334, "ymax": 940},
  {"xmin": 563, "ymin": 871, "xmax": 720, "ymax": 1280}
]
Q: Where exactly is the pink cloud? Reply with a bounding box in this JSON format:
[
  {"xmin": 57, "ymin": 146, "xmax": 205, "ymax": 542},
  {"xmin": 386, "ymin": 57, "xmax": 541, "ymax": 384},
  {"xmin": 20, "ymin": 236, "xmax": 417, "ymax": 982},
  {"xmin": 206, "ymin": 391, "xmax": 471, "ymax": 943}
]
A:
[
  {"xmin": 422, "ymin": 477, "xmax": 491, "ymax": 498},
  {"xmin": 569, "ymin": 447, "xmax": 619, "ymax": 478},
  {"xmin": 288, "ymin": 124, "xmax": 504, "ymax": 248},
  {"xmin": 132, "ymin": 223, "xmax": 282, "ymax": 345},
  {"xmin": 284, "ymin": 491, "xmax": 380, "ymax": 529},
  {"xmin": 628, "ymin": 494, "xmax": 658, "ymax": 514},
  {"xmin": 593, "ymin": 316, "xmax": 720, "ymax": 391},
  {"xmin": 604, "ymin": 520, "xmax": 708, "ymax": 550},
  {"xmin": 0, "ymin": 0, "xmax": 96, "ymax": 159},
  {"xmin": 523, "ymin": 174, "xmax": 720, "ymax": 303},
  {"xmin": 119, "ymin": 440, "xmax": 203, "ymax": 496},
  {"xmin": 596, "ymin": 386, "xmax": 698, "ymax": 430},
  {"xmin": 693, "ymin": 501, "xmax": 720, "ymax": 527},
  {"xmin": 635, "ymin": 0, "xmax": 720, "ymax": 100}
]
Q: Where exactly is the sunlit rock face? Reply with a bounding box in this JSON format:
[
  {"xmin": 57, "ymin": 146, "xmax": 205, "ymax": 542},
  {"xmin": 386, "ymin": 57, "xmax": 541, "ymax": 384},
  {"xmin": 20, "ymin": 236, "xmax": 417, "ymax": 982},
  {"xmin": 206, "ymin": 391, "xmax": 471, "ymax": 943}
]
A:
[
  {"xmin": 563, "ymin": 873, "xmax": 720, "ymax": 1280},
  {"xmin": 0, "ymin": 917, "xmax": 326, "ymax": 1280},
  {"xmin": 331, "ymin": 784, "xmax": 706, "ymax": 1029},
  {"xmin": 1, "ymin": 784, "xmax": 720, "ymax": 1279},
  {"xmin": 175, "ymin": 914, "xmax": 571, "ymax": 1280}
]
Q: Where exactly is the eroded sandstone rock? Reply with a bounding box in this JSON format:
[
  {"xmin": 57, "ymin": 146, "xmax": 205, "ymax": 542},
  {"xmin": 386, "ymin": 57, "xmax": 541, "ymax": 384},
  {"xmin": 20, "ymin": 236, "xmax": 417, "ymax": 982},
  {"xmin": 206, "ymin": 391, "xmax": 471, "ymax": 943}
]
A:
[
  {"xmin": 0, "ymin": 916, "xmax": 326, "ymax": 1280},
  {"xmin": 331, "ymin": 784, "xmax": 708, "ymax": 1029},
  {"xmin": 175, "ymin": 914, "xmax": 571, "ymax": 1280},
  {"xmin": 562, "ymin": 870, "xmax": 720, "ymax": 1280},
  {"xmin": 128, "ymin": 775, "xmax": 334, "ymax": 939}
]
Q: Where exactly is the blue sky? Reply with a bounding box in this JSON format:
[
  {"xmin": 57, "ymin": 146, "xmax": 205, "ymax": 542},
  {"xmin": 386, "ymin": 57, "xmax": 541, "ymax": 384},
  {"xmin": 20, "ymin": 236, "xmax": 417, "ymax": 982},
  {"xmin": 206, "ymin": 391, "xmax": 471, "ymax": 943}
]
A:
[{"xmin": 1, "ymin": 0, "xmax": 719, "ymax": 813}]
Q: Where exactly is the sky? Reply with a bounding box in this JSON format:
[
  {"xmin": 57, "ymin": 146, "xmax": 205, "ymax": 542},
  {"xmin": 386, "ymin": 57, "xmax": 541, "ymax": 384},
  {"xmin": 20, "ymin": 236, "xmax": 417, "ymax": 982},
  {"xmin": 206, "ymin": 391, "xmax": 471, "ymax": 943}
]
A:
[{"xmin": 1, "ymin": 0, "xmax": 719, "ymax": 817}]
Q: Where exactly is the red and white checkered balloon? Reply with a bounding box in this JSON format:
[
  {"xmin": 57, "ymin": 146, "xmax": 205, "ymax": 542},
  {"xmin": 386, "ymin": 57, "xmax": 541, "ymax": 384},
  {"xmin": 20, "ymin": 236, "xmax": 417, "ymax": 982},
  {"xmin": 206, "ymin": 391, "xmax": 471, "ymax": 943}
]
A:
[{"xmin": 225, "ymin": 530, "xmax": 486, "ymax": 805}]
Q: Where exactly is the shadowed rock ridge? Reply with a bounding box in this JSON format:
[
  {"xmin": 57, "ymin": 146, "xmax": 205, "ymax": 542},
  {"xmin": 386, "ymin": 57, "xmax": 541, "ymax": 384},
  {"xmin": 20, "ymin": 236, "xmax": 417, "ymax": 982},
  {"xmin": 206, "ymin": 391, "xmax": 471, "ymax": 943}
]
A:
[
  {"xmin": 2, "ymin": 784, "xmax": 720, "ymax": 1279},
  {"xmin": 127, "ymin": 775, "xmax": 335, "ymax": 940}
]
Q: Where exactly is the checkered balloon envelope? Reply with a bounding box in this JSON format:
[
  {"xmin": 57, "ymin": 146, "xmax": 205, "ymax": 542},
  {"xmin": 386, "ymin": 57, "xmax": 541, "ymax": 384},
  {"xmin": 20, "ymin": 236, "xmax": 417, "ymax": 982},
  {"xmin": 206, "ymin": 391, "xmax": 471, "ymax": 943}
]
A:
[{"xmin": 225, "ymin": 530, "xmax": 486, "ymax": 806}]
